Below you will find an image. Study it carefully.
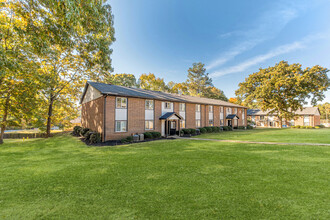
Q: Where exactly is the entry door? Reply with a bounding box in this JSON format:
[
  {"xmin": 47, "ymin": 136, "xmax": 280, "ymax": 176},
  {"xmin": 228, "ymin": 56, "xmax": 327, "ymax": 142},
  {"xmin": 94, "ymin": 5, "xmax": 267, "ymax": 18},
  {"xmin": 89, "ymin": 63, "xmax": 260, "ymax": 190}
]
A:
[
  {"xmin": 227, "ymin": 120, "xmax": 232, "ymax": 127},
  {"xmin": 169, "ymin": 121, "xmax": 176, "ymax": 135}
]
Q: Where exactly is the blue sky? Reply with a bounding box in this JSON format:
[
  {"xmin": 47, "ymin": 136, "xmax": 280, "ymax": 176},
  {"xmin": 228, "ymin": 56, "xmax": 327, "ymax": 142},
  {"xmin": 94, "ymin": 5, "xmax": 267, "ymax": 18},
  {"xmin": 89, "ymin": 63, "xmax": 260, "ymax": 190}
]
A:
[{"xmin": 109, "ymin": 0, "xmax": 330, "ymax": 104}]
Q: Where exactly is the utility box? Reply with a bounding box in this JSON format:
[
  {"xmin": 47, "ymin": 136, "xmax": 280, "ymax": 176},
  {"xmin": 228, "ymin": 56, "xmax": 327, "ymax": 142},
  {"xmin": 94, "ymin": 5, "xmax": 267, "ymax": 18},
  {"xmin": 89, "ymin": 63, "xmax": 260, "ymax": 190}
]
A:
[
  {"xmin": 139, "ymin": 134, "xmax": 144, "ymax": 141},
  {"xmin": 133, "ymin": 134, "xmax": 139, "ymax": 142}
]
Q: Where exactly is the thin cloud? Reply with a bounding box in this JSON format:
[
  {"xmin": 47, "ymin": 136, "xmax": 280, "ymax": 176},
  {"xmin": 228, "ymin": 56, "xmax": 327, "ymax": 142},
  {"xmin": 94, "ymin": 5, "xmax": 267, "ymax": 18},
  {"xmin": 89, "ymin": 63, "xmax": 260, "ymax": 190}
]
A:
[
  {"xmin": 206, "ymin": 7, "xmax": 299, "ymax": 70},
  {"xmin": 210, "ymin": 34, "xmax": 326, "ymax": 78}
]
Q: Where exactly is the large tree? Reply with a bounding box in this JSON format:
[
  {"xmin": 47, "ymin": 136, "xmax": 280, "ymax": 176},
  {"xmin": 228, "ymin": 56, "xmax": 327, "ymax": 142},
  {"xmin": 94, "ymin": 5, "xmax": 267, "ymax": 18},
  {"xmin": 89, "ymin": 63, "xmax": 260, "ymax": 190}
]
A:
[
  {"xmin": 108, "ymin": 73, "xmax": 137, "ymax": 87},
  {"xmin": 316, "ymin": 102, "xmax": 330, "ymax": 120},
  {"xmin": 138, "ymin": 73, "xmax": 167, "ymax": 91},
  {"xmin": 25, "ymin": 0, "xmax": 115, "ymax": 137},
  {"xmin": 236, "ymin": 61, "xmax": 329, "ymax": 127},
  {"xmin": 0, "ymin": 1, "xmax": 41, "ymax": 144},
  {"xmin": 166, "ymin": 81, "xmax": 189, "ymax": 95},
  {"xmin": 186, "ymin": 62, "xmax": 213, "ymax": 96},
  {"xmin": 204, "ymin": 86, "xmax": 228, "ymax": 101}
]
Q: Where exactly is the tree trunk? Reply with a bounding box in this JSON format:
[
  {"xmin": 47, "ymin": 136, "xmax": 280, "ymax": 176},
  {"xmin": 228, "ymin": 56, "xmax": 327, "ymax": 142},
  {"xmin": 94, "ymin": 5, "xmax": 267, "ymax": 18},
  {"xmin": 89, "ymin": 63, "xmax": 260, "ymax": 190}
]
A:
[
  {"xmin": 0, "ymin": 96, "xmax": 10, "ymax": 144},
  {"xmin": 279, "ymin": 116, "xmax": 283, "ymax": 128},
  {"xmin": 46, "ymin": 96, "xmax": 54, "ymax": 138}
]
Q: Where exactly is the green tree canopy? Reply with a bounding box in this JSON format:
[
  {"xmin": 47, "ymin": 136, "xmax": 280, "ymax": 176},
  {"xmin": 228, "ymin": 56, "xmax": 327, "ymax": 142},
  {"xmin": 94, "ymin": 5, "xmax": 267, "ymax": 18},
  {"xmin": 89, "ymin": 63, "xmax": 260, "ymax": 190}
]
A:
[
  {"xmin": 316, "ymin": 102, "xmax": 330, "ymax": 120},
  {"xmin": 235, "ymin": 61, "xmax": 329, "ymax": 126},
  {"xmin": 138, "ymin": 73, "xmax": 167, "ymax": 92},
  {"xmin": 108, "ymin": 73, "xmax": 137, "ymax": 87},
  {"xmin": 186, "ymin": 62, "xmax": 213, "ymax": 96}
]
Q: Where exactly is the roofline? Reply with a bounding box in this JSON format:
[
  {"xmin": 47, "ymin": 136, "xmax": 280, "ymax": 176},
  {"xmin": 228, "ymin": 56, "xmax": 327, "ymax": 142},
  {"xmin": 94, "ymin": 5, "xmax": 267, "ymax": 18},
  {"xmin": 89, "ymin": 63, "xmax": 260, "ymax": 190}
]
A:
[
  {"xmin": 81, "ymin": 81, "xmax": 248, "ymax": 108},
  {"xmin": 102, "ymin": 93, "xmax": 248, "ymax": 108}
]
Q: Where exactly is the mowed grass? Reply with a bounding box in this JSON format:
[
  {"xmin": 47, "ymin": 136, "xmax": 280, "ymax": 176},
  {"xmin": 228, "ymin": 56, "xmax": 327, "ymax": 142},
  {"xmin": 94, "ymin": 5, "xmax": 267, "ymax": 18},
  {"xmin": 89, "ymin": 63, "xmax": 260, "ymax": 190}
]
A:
[
  {"xmin": 0, "ymin": 135, "xmax": 329, "ymax": 219},
  {"xmin": 198, "ymin": 128, "xmax": 330, "ymax": 144}
]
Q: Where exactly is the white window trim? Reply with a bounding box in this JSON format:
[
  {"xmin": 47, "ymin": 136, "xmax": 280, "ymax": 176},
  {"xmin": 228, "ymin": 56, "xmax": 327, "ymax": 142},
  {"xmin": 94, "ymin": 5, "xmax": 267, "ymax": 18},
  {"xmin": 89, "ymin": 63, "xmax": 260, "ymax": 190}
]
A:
[
  {"xmin": 145, "ymin": 120, "xmax": 154, "ymax": 130},
  {"xmin": 115, "ymin": 120, "xmax": 127, "ymax": 132},
  {"xmin": 116, "ymin": 97, "xmax": 127, "ymax": 109},
  {"xmin": 164, "ymin": 102, "xmax": 172, "ymax": 109},
  {"xmin": 145, "ymin": 100, "xmax": 154, "ymax": 110}
]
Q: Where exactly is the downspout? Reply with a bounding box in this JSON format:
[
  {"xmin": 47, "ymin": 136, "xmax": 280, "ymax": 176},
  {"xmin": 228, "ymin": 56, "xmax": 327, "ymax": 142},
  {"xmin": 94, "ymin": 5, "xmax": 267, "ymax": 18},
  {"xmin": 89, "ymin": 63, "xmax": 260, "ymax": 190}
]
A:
[{"xmin": 103, "ymin": 95, "xmax": 107, "ymax": 142}]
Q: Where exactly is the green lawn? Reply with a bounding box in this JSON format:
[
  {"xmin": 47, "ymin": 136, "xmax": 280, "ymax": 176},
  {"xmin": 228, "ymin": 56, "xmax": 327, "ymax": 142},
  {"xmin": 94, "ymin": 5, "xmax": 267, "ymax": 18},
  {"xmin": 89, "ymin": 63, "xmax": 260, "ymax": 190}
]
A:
[
  {"xmin": 0, "ymin": 135, "xmax": 329, "ymax": 219},
  {"xmin": 198, "ymin": 128, "xmax": 330, "ymax": 144}
]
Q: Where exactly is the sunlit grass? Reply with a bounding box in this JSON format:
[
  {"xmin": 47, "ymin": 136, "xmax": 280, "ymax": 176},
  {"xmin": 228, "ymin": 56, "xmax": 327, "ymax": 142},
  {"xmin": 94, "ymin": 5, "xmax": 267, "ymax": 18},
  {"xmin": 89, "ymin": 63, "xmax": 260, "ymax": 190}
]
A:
[
  {"xmin": 0, "ymin": 135, "xmax": 329, "ymax": 219},
  {"xmin": 198, "ymin": 128, "xmax": 330, "ymax": 144}
]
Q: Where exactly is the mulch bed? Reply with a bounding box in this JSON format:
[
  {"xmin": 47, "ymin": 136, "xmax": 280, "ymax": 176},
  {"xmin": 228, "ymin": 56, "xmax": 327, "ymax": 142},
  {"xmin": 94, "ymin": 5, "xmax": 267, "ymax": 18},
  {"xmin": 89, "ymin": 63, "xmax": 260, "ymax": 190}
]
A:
[{"xmin": 79, "ymin": 136, "xmax": 177, "ymax": 147}]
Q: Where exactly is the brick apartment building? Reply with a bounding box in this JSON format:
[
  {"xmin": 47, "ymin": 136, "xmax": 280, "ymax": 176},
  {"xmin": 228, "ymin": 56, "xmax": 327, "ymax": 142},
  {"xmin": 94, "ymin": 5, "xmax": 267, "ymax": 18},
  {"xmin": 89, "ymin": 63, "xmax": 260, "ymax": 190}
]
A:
[
  {"xmin": 247, "ymin": 107, "xmax": 321, "ymax": 128},
  {"xmin": 80, "ymin": 82, "xmax": 248, "ymax": 141}
]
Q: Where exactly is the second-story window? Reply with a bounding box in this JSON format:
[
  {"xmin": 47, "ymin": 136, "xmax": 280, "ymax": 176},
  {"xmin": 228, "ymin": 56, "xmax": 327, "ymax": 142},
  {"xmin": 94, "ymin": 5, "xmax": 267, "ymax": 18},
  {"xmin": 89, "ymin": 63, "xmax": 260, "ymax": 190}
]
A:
[
  {"xmin": 234, "ymin": 108, "xmax": 238, "ymax": 114},
  {"xmin": 196, "ymin": 104, "xmax": 201, "ymax": 112},
  {"xmin": 209, "ymin": 105, "xmax": 213, "ymax": 112},
  {"xmin": 145, "ymin": 100, "xmax": 154, "ymax": 110},
  {"xmin": 116, "ymin": 97, "xmax": 127, "ymax": 109},
  {"xmin": 165, "ymin": 102, "xmax": 171, "ymax": 109},
  {"xmin": 220, "ymin": 106, "xmax": 224, "ymax": 112},
  {"xmin": 179, "ymin": 103, "xmax": 185, "ymax": 112}
]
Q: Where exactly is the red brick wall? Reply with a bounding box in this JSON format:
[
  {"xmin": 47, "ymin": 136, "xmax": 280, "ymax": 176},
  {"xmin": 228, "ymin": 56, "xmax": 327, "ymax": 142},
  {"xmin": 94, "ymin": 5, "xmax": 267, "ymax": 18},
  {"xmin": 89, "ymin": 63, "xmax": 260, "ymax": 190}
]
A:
[
  {"xmin": 214, "ymin": 106, "xmax": 220, "ymax": 126},
  {"xmin": 82, "ymin": 95, "xmax": 248, "ymax": 140},
  {"xmin": 314, "ymin": 115, "xmax": 320, "ymax": 126},
  {"xmin": 186, "ymin": 103, "xmax": 195, "ymax": 128},
  {"xmin": 81, "ymin": 96, "xmax": 104, "ymax": 136}
]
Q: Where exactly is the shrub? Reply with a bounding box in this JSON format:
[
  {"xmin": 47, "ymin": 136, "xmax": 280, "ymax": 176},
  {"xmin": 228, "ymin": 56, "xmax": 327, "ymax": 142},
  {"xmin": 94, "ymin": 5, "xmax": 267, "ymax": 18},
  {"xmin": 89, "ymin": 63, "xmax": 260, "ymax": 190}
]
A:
[
  {"xmin": 291, "ymin": 125, "xmax": 296, "ymax": 128},
  {"xmin": 84, "ymin": 131, "xmax": 92, "ymax": 140},
  {"xmin": 80, "ymin": 128, "xmax": 90, "ymax": 136},
  {"xmin": 126, "ymin": 136, "xmax": 133, "ymax": 142},
  {"xmin": 120, "ymin": 138, "xmax": 128, "ymax": 143},
  {"xmin": 211, "ymin": 127, "xmax": 217, "ymax": 132},
  {"xmin": 315, "ymin": 126, "xmax": 321, "ymax": 129},
  {"xmin": 73, "ymin": 126, "xmax": 82, "ymax": 136},
  {"xmin": 316, "ymin": 125, "xmax": 325, "ymax": 128},
  {"xmin": 238, "ymin": 126, "xmax": 245, "ymax": 129},
  {"xmin": 214, "ymin": 126, "xmax": 221, "ymax": 132},
  {"xmin": 306, "ymin": 126, "xmax": 314, "ymax": 129},
  {"xmin": 150, "ymin": 132, "xmax": 161, "ymax": 139},
  {"xmin": 190, "ymin": 129, "xmax": 196, "ymax": 135},
  {"xmin": 144, "ymin": 132, "xmax": 153, "ymax": 139},
  {"xmin": 199, "ymin": 127, "xmax": 207, "ymax": 133},
  {"xmin": 246, "ymin": 125, "xmax": 253, "ymax": 130},
  {"xmin": 204, "ymin": 127, "xmax": 213, "ymax": 133},
  {"xmin": 300, "ymin": 126, "xmax": 306, "ymax": 129},
  {"xmin": 181, "ymin": 129, "xmax": 189, "ymax": 135},
  {"xmin": 296, "ymin": 125, "xmax": 301, "ymax": 128},
  {"xmin": 89, "ymin": 132, "xmax": 101, "ymax": 144}
]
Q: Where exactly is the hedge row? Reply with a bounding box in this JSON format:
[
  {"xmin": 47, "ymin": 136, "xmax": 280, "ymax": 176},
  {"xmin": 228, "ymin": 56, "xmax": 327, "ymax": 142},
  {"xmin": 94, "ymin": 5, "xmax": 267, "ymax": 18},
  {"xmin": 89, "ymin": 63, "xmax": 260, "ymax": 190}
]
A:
[
  {"xmin": 291, "ymin": 125, "xmax": 325, "ymax": 129},
  {"xmin": 72, "ymin": 126, "xmax": 101, "ymax": 144}
]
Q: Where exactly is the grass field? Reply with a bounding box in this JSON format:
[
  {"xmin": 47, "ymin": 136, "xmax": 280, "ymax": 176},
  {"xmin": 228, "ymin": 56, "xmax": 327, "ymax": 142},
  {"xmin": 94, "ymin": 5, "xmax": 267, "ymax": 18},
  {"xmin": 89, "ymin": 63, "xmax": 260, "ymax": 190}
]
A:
[
  {"xmin": 0, "ymin": 134, "xmax": 329, "ymax": 219},
  {"xmin": 198, "ymin": 128, "xmax": 330, "ymax": 144}
]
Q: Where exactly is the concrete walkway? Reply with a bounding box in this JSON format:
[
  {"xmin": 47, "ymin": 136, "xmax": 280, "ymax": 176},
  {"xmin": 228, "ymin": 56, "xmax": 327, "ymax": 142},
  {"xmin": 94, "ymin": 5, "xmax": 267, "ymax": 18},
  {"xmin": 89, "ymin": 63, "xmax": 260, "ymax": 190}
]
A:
[{"xmin": 176, "ymin": 137, "xmax": 330, "ymax": 146}]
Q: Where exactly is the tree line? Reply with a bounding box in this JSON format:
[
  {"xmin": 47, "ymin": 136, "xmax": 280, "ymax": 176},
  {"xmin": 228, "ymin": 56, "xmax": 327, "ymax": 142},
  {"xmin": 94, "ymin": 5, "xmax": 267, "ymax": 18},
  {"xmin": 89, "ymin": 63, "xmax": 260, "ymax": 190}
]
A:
[{"xmin": 107, "ymin": 62, "xmax": 228, "ymax": 101}]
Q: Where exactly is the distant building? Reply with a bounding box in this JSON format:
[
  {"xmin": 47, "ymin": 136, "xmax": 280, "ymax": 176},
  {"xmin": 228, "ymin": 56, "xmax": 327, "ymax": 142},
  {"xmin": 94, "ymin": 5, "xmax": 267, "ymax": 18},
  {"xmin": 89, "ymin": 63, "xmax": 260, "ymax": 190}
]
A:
[{"xmin": 247, "ymin": 107, "xmax": 321, "ymax": 127}]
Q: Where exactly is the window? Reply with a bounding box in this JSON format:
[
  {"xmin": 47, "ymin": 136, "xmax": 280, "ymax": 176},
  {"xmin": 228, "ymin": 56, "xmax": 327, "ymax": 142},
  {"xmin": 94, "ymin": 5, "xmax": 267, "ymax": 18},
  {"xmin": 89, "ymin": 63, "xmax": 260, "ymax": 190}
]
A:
[
  {"xmin": 260, "ymin": 116, "xmax": 265, "ymax": 120},
  {"xmin": 180, "ymin": 120, "xmax": 185, "ymax": 128},
  {"xmin": 145, "ymin": 120, "xmax": 154, "ymax": 130},
  {"xmin": 115, "ymin": 121, "xmax": 127, "ymax": 132},
  {"xmin": 234, "ymin": 108, "xmax": 237, "ymax": 114},
  {"xmin": 304, "ymin": 116, "xmax": 310, "ymax": 126},
  {"xmin": 209, "ymin": 105, "xmax": 213, "ymax": 112},
  {"xmin": 165, "ymin": 102, "xmax": 171, "ymax": 109},
  {"xmin": 179, "ymin": 103, "xmax": 185, "ymax": 112},
  {"xmin": 196, "ymin": 119, "xmax": 201, "ymax": 127},
  {"xmin": 220, "ymin": 119, "xmax": 224, "ymax": 126},
  {"xmin": 220, "ymin": 106, "xmax": 224, "ymax": 112},
  {"xmin": 145, "ymin": 100, "xmax": 154, "ymax": 110},
  {"xmin": 196, "ymin": 104, "xmax": 201, "ymax": 112},
  {"xmin": 116, "ymin": 97, "xmax": 127, "ymax": 109},
  {"xmin": 209, "ymin": 119, "xmax": 214, "ymax": 126},
  {"xmin": 226, "ymin": 107, "xmax": 232, "ymax": 115}
]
